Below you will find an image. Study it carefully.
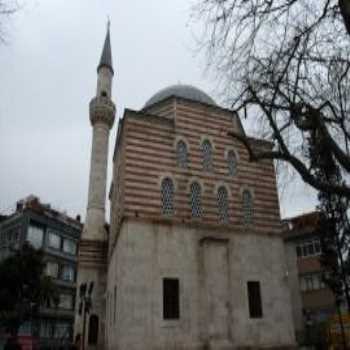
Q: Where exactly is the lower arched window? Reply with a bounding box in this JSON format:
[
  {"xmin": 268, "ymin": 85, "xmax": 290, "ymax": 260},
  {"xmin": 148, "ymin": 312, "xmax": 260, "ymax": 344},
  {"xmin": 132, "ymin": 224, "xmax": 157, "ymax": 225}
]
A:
[
  {"xmin": 161, "ymin": 177, "xmax": 175, "ymax": 216},
  {"xmin": 190, "ymin": 182, "xmax": 202, "ymax": 218},
  {"xmin": 88, "ymin": 314, "xmax": 99, "ymax": 345},
  {"xmin": 217, "ymin": 186, "xmax": 229, "ymax": 223},
  {"xmin": 242, "ymin": 190, "xmax": 253, "ymax": 224}
]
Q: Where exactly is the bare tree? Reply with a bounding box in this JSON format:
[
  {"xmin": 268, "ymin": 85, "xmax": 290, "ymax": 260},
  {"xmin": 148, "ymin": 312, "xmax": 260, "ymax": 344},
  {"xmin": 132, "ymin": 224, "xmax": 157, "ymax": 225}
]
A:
[
  {"xmin": 194, "ymin": 0, "xmax": 350, "ymax": 198},
  {"xmin": 0, "ymin": 1, "xmax": 19, "ymax": 43}
]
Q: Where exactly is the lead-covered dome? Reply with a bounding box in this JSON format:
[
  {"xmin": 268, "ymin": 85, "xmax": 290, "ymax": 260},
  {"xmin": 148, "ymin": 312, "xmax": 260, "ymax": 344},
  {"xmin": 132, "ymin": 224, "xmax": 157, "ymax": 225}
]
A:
[{"xmin": 144, "ymin": 84, "xmax": 216, "ymax": 108}]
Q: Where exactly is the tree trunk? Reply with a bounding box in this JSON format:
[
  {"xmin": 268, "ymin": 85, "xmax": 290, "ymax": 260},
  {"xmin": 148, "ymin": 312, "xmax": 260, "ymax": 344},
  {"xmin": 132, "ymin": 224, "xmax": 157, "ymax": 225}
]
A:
[{"xmin": 339, "ymin": 0, "xmax": 350, "ymax": 36}]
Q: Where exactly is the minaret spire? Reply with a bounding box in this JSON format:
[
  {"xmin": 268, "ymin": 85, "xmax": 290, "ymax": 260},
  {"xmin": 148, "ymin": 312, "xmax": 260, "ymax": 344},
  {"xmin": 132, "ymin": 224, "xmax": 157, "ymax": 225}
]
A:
[{"xmin": 97, "ymin": 20, "xmax": 114, "ymax": 74}]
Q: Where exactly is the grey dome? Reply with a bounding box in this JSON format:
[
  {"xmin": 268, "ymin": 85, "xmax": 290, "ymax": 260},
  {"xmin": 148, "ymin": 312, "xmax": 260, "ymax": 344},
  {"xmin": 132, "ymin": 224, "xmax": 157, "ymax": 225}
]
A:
[{"xmin": 144, "ymin": 84, "xmax": 216, "ymax": 108}]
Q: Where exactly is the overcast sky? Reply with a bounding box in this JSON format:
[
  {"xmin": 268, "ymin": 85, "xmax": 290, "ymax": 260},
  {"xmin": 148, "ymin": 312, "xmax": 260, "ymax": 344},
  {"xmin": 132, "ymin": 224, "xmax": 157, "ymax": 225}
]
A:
[{"xmin": 0, "ymin": 0, "xmax": 317, "ymax": 220}]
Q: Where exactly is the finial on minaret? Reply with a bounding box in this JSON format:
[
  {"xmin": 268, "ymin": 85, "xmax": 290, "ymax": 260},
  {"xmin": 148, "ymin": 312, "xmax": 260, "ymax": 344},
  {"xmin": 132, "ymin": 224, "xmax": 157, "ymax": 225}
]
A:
[{"xmin": 97, "ymin": 19, "xmax": 114, "ymax": 74}]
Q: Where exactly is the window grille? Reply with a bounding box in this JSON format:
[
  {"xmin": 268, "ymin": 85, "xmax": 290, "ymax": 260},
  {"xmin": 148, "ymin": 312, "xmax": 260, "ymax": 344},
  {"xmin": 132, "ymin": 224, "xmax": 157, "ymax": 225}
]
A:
[
  {"xmin": 161, "ymin": 178, "xmax": 175, "ymax": 216},
  {"xmin": 227, "ymin": 150, "xmax": 237, "ymax": 176},
  {"xmin": 242, "ymin": 190, "xmax": 253, "ymax": 224},
  {"xmin": 176, "ymin": 140, "xmax": 188, "ymax": 168},
  {"xmin": 201, "ymin": 140, "xmax": 213, "ymax": 171},
  {"xmin": 190, "ymin": 182, "xmax": 202, "ymax": 218},
  {"xmin": 217, "ymin": 186, "xmax": 229, "ymax": 223}
]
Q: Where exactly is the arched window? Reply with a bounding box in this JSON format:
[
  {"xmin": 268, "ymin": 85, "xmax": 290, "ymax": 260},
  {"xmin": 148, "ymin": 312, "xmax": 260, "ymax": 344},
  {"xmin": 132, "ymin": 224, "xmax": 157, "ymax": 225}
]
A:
[
  {"xmin": 217, "ymin": 186, "xmax": 229, "ymax": 223},
  {"xmin": 161, "ymin": 177, "xmax": 175, "ymax": 216},
  {"xmin": 227, "ymin": 150, "xmax": 237, "ymax": 176},
  {"xmin": 201, "ymin": 140, "xmax": 213, "ymax": 171},
  {"xmin": 242, "ymin": 190, "xmax": 253, "ymax": 224},
  {"xmin": 176, "ymin": 140, "xmax": 188, "ymax": 168},
  {"xmin": 88, "ymin": 314, "xmax": 99, "ymax": 345},
  {"xmin": 190, "ymin": 182, "xmax": 202, "ymax": 218}
]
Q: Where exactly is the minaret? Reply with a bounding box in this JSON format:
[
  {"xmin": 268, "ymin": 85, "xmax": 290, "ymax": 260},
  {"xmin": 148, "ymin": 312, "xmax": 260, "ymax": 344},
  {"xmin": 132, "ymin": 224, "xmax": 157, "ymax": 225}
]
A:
[{"xmin": 75, "ymin": 23, "xmax": 115, "ymax": 350}]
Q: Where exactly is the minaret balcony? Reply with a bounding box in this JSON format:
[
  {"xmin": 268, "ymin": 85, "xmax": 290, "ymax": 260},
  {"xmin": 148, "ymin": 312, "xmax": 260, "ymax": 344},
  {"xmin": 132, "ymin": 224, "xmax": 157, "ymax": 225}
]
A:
[{"xmin": 89, "ymin": 96, "xmax": 116, "ymax": 128}]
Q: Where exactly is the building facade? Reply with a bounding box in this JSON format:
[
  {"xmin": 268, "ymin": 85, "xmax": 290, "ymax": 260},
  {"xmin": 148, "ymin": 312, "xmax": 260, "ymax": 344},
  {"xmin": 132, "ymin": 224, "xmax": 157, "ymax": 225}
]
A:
[
  {"xmin": 284, "ymin": 212, "xmax": 336, "ymax": 326},
  {"xmin": 75, "ymin": 27, "xmax": 297, "ymax": 350},
  {"xmin": 0, "ymin": 195, "xmax": 82, "ymax": 348}
]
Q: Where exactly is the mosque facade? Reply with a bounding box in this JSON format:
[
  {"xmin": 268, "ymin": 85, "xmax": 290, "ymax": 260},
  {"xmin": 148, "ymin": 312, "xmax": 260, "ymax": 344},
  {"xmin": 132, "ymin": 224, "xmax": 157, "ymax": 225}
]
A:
[{"xmin": 75, "ymin": 27, "xmax": 297, "ymax": 350}]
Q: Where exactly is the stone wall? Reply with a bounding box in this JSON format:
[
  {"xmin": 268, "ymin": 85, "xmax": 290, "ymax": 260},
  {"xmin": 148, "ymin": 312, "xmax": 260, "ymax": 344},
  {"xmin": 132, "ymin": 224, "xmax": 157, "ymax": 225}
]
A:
[{"xmin": 105, "ymin": 219, "xmax": 296, "ymax": 350}]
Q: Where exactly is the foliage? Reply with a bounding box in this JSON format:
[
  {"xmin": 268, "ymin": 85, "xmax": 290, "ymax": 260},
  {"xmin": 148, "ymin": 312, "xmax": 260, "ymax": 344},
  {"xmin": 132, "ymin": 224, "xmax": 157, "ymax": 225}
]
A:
[
  {"xmin": 0, "ymin": 242, "xmax": 59, "ymax": 335},
  {"xmin": 194, "ymin": 0, "xmax": 350, "ymax": 198},
  {"xmin": 303, "ymin": 98, "xmax": 350, "ymax": 312},
  {"xmin": 194, "ymin": 0, "xmax": 350, "ymax": 316}
]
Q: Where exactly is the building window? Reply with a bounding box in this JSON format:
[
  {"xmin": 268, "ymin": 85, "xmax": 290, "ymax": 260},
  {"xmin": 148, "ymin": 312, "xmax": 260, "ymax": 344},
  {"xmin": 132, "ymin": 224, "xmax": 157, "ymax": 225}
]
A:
[
  {"xmin": 300, "ymin": 273, "xmax": 326, "ymax": 291},
  {"xmin": 27, "ymin": 225, "xmax": 44, "ymax": 249},
  {"xmin": 54, "ymin": 322, "xmax": 71, "ymax": 339},
  {"xmin": 88, "ymin": 315, "xmax": 99, "ymax": 345},
  {"xmin": 217, "ymin": 186, "xmax": 229, "ymax": 223},
  {"xmin": 58, "ymin": 294, "xmax": 73, "ymax": 310},
  {"xmin": 242, "ymin": 190, "xmax": 253, "ymax": 224},
  {"xmin": 61, "ymin": 265, "xmax": 75, "ymax": 282},
  {"xmin": 161, "ymin": 177, "xmax": 175, "ymax": 216},
  {"xmin": 190, "ymin": 182, "xmax": 202, "ymax": 218},
  {"xmin": 163, "ymin": 278, "xmax": 180, "ymax": 320},
  {"xmin": 227, "ymin": 150, "xmax": 237, "ymax": 176},
  {"xmin": 247, "ymin": 281, "xmax": 263, "ymax": 318},
  {"xmin": 48, "ymin": 231, "xmax": 61, "ymax": 250},
  {"xmin": 63, "ymin": 239, "xmax": 77, "ymax": 255},
  {"xmin": 46, "ymin": 261, "xmax": 59, "ymax": 278},
  {"xmin": 296, "ymin": 239, "xmax": 322, "ymax": 258},
  {"xmin": 201, "ymin": 140, "xmax": 213, "ymax": 171},
  {"xmin": 176, "ymin": 140, "xmax": 188, "ymax": 168}
]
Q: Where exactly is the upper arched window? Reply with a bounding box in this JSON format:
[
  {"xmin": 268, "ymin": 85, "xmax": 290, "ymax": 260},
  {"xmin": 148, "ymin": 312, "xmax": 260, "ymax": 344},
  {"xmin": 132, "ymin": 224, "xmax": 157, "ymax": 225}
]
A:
[
  {"xmin": 190, "ymin": 182, "xmax": 202, "ymax": 218},
  {"xmin": 201, "ymin": 140, "xmax": 213, "ymax": 171},
  {"xmin": 176, "ymin": 140, "xmax": 188, "ymax": 168},
  {"xmin": 242, "ymin": 189, "xmax": 253, "ymax": 224},
  {"xmin": 227, "ymin": 150, "xmax": 237, "ymax": 176},
  {"xmin": 161, "ymin": 177, "xmax": 175, "ymax": 216},
  {"xmin": 217, "ymin": 186, "xmax": 229, "ymax": 223}
]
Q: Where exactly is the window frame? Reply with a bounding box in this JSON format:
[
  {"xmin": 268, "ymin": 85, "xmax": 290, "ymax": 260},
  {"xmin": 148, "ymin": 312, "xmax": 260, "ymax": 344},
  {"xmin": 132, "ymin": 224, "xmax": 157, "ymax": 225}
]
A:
[
  {"xmin": 47, "ymin": 230, "xmax": 61, "ymax": 250},
  {"xmin": 61, "ymin": 264, "xmax": 75, "ymax": 282},
  {"xmin": 201, "ymin": 139, "xmax": 213, "ymax": 172},
  {"xmin": 163, "ymin": 278, "xmax": 180, "ymax": 320},
  {"xmin": 247, "ymin": 281, "xmax": 263, "ymax": 319},
  {"xmin": 63, "ymin": 238, "xmax": 77, "ymax": 255},
  {"xmin": 242, "ymin": 189, "xmax": 254, "ymax": 225},
  {"xmin": 217, "ymin": 185, "xmax": 229, "ymax": 223},
  {"xmin": 190, "ymin": 181, "xmax": 203, "ymax": 218},
  {"xmin": 27, "ymin": 225, "xmax": 44, "ymax": 249},
  {"xmin": 227, "ymin": 149, "xmax": 238, "ymax": 176},
  {"xmin": 295, "ymin": 239, "xmax": 322, "ymax": 258},
  {"xmin": 46, "ymin": 261, "xmax": 59, "ymax": 279},
  {"xmin": 160, "ymin": 177, "xmax": 175, "ymax": 217},
  {"xmin": 176, "ymin": 139, "xmax": 189, "ymax": 169}
]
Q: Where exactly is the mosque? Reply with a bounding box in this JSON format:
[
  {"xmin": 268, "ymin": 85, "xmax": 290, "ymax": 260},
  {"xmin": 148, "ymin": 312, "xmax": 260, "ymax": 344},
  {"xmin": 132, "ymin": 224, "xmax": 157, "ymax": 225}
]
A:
[{"xmin": 74, "ymin": 26, "xmax": 296, "ymax": 350}]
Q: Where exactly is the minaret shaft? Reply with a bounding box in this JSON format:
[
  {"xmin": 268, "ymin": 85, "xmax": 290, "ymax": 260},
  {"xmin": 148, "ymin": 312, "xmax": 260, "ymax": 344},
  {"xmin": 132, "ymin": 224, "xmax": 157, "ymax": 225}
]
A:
[
  {"xmin": 75, "ymin": 24, "xmax": 115, "ymax": 350},
  {"xmin": 85, "ymin": 123, "xmax": 110, "ymax": 239}
]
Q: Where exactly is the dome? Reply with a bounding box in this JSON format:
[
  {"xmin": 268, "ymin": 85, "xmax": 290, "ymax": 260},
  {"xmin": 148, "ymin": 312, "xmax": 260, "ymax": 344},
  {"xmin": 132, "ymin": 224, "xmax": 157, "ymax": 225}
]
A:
[{"xmin": 144, "ymin": 84, "xmax": 216, "ymax": 108}]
